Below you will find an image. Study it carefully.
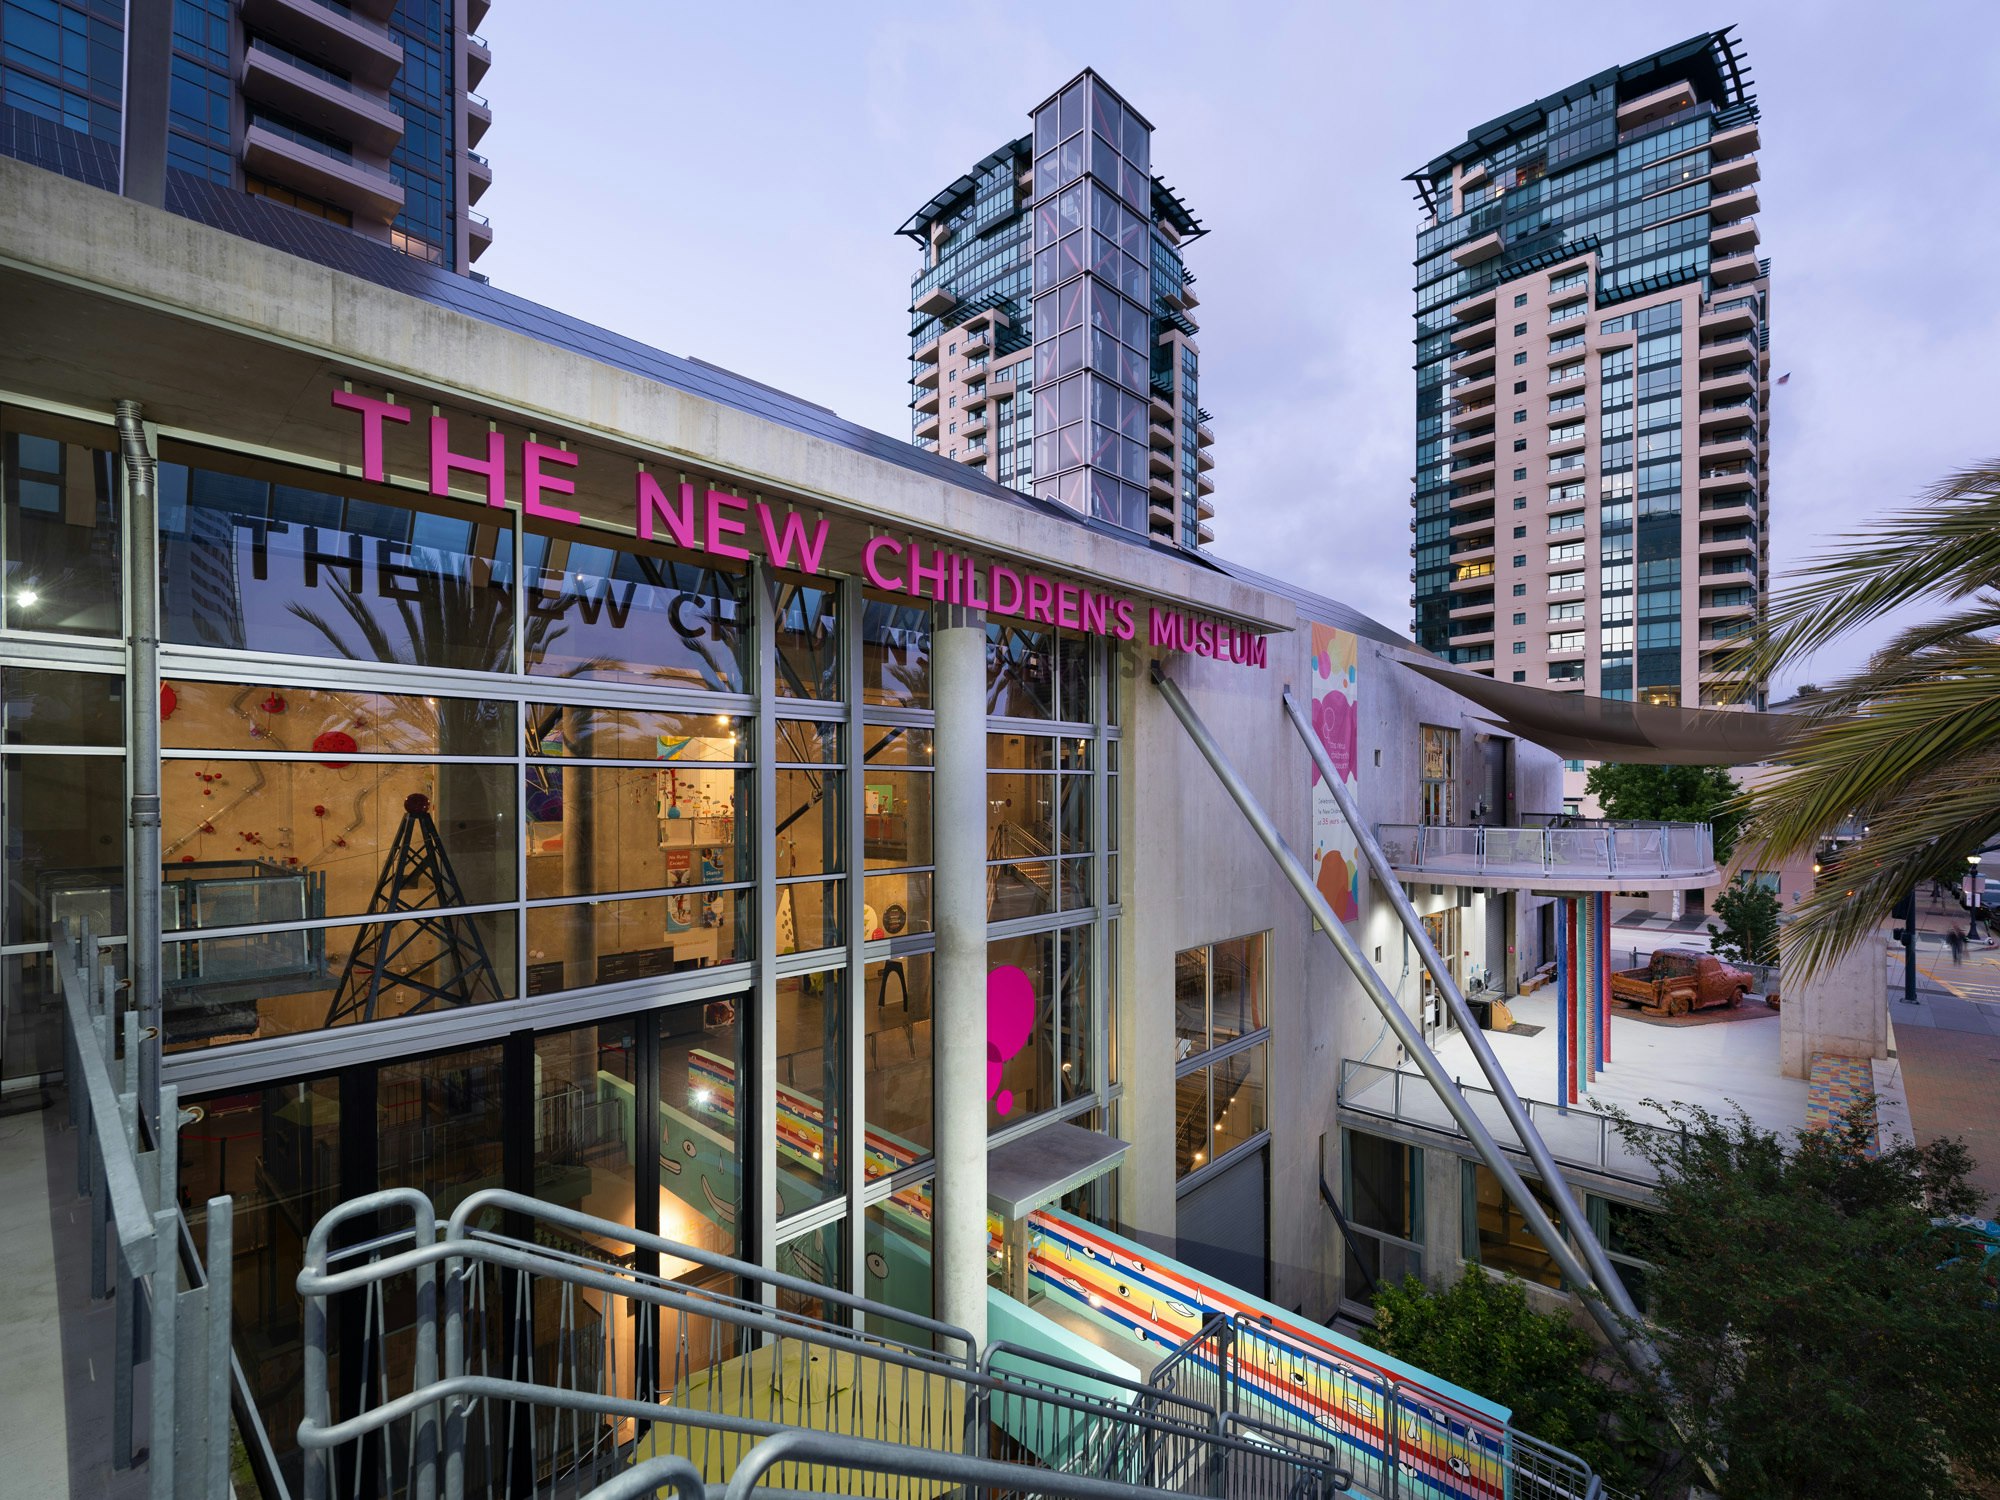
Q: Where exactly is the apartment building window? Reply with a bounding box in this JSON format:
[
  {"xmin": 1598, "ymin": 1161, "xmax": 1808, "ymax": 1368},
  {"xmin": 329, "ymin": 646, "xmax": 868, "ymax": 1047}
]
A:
[
  {"xmin": 1511, "ymin": 642, "xmax": 1526, "ymax": 655},
  {"xmin": 1548, "ymin": 269, "xmax": 1588, "ymax": 294},
  {"xmin": 1343, "ymin": 1130, "xmax": 1423, "ymax": 1301},
  {"xmin": 1549, "ymin": 421, "xmax": 1586, "ymax": 445},
  {"xmin": 1549, "ymin": 394, "xmax": 1585, "ymax": 414},
  {"xmin": 1513, "ymin": 294, "xmax": 1528, "ymax": 307},
  {"xmin": 1512, "ymin": 554, "xmax": 1526, "ymax": 568},
  {"xmin": 1513, "ymin": 440, "xmax": 1527, "ymax": 453},
  {"xmin": 1512, "ymin": 583, "xmax": 1527, "ymax": 597},
  {"xmin": 1512, "ymin": 526, "xmax": 1526, "ymax": 538},
  {"xmin": 1512, "ymin": 410, "xmax": 1527, "ymax": 424},
  {"xmin": 1549, "ymin": 455, "xmax": 1584, "ymax": 474},
  {"xmin": 1548, "ymin": 662, "xmax": 1585, "ymax": 683},
  {"xmin": 1550, "ymin": 571, "xmax": 1585, "ymax": 593},
  {"xmin": 1512, "ymin": 468, "xmax": 1527, "ymax": 481},
  {"xmin": 1512, "ymin": 497, "xmax": 1527, "ymax": 510},
  {"xmin": 1550, "ymin": 631, "xmax": 1584, "ymax": 652},
  {"xmin": 1549, "ymin": 481, "xmax": 1584, "ymax": 503},
  {"xmin": 1512, "ymin": 671, "xmax": 1526, "ymax": 682},
  {"xmin": 1513, "ymin": 381, "xmax": 1528, "ymax": 394},
  {"xmin": 1513, "ymin": 353, "xmax": 1528, "ymax": 366},
  {"xmin": 1588, "ymin": 1194, "xmax": 1656, "ymax": 1310},
  {"xmin": 1512, "ymin": 612, "xmax": 1526, "ymax": 625},
  {"xmin": 1174, "ymin": 935, "xmax": 1269, "ymax": 1177},
  {"xmin": 1549, "ymin": 301, "xmax": 1586, "ymax": 325},
  {"xmin": 1549, "ymin": 332, "xmax": 1584, "ymax": 355},
  {"xmin": 1513, "ymin": 323, "xmax": 1528, "ymax": 336},
  {"xmin": 1549, "ymin": 602, "xmax": 1584, "ymax": 622},
  {"xmin": 1549, "ymin": 361, "xmax": 1585, "ymax": 385}
]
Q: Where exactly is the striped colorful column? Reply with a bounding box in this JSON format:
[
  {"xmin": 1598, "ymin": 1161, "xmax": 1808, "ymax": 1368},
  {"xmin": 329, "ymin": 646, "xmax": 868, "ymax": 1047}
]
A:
[{"xmin": 1554, "ymin": 893, "xmax": 1613, "ymax": 1103}]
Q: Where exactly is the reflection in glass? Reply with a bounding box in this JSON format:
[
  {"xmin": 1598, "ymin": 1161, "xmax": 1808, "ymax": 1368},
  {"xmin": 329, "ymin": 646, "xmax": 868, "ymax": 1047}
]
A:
[
  {"xmin": 0, "ymin": 667, "xmax": 122, "ymax": 745},
  {"xmin": 529, "ymin": 765, "xmax": 747, "ymax": 897},
  {"xmin": 776, "ymin": 1220, "xmax": 845, "ymax": 1322},
  {"xmin": 1174, "ymin": 946, "xmax": 1209, "ymax": 1059},
  {"xmin": 861, "ymin": 598, "xmax": 931, "ymax": 708},
  {"xmin": 1176, "ymin": 1070, "xmax": 1207, "ymax": 1176},
  {"xmin": 988, "ymin": 623, "xmax": 1053, "ymax": 718},
  {"xmin": 159, "ymin": 458, "xmax": 516, "ymax": 671},
  {"xmin": 662, "ymin": 996, "xmax": 745, "ymax": 1263},
  {"xmin": 865, "ymin": 951, "xmax": 932, "ymax": 1165},
  {"xmin": 1211, "ymin": 934, "xmax": 1266, "ymax": 1047},
  {"xmin": 3, "ymin": 429, "xmax": 120, "ymax": 636},
  {"xmin": 775, "ymin": 972, "xmax": 845, "ymax": 1209},
  {"xmin": 773, "ymin": 582, "xmax": 838, "ymax": 700},
  {"xmin": 1212, "ymin": 1044, "xmax": 1266, "ymax": 1159},
  {"xmin": 527, "ymin": 541, "xmax": 748, "ymax": 690},
  {"xmin": 775, "ymin": 720, "xmax": 841, "ymax": 764},
  {"xmin": 860, "ymin": 724, "xmax": 932, "ymax": 767},
  {"xmin": 1059, "ymin": 929, "xmax": 1092, "ymax": 1102},
  {"xmin": 988, "ymin": 771, "xmax": 1054, "ymax": 854},
  {"xmin": 864, "ymin": 1200, "xmax": 934, "ymax": 1347},
  {"xmin": 526, "ymin": 893, "xmax": 747, "ymax": 994},
  {"xmin": 529, "ymin": 704, "xmax": 744, "ymax": 761}
]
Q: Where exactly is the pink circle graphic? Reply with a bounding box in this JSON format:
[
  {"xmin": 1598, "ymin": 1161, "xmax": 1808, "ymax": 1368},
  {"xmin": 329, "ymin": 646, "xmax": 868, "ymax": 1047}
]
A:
[{"xmin": 986, "ymin": 965, "xmax": 1037, "ymax": 1116}]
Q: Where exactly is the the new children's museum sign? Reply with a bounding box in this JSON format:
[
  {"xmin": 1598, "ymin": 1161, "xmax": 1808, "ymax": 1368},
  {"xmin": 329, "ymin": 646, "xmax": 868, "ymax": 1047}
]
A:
[{"xmin": 332, "ymin": 390, "xmax": 1269, "ymax": 670}]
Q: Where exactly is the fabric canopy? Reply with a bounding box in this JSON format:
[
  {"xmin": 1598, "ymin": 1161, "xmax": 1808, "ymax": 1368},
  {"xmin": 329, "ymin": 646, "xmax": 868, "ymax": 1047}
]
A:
[{"xmin": 1405, "ymin": 660, "xmax": 1805, "ymax": 765}]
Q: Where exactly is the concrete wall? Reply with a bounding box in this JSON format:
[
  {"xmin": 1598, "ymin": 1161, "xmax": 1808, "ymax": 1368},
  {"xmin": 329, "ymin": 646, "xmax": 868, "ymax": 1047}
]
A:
[{"xmin": 1780, "ymin": 927, "xmax": 1886, "ymax": 1077}]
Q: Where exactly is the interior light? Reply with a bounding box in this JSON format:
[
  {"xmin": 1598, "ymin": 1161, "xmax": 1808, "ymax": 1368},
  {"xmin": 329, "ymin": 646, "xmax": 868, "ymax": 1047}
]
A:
[
  {"xmin": 13, "ymin": 587, "xmax": 37, "ymax": 608},
  {"xmin": 693, "ymin": 1088, "xmax": 712, "ymax": 1108}
]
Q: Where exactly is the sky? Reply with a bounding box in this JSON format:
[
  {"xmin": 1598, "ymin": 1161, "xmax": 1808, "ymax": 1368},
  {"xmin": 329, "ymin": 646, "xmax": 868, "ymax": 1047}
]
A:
[{"xmin": 475, "ymin": 1, "xmax": 2000, "ymax": 690}]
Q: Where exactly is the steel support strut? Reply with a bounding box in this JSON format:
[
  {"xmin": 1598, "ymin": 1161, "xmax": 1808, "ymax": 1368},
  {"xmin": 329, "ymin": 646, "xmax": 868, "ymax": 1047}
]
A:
[
  {"xmin": 1148, "ymin": 665, "xmax": 1660, "ymax": 1382},
  {"xmin": 1278, "ymin": 686, "xmax": 1651, "ymax": 1343}
]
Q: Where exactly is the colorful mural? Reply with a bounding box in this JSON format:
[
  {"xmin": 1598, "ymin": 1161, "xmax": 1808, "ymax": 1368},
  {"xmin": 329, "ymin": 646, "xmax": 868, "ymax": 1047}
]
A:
[
  {"xmin": 1309, "ymin": 623, "xmax": 1362, "ymax": 924},
  {"xmin": 1554, "ymin": 893, "xmax": 1612, "ymax": 1101}
]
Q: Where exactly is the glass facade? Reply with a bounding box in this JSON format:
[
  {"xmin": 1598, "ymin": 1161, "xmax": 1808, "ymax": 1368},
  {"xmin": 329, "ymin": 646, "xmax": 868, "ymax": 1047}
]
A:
[
  {"xmin": 0, "ymin": 404, "xmax": 1125, "ymax": 1479},
  {"xmin": 1408, "ymin": 38, "xmax": 1766, "ymax": 695},
  {"xmin": 0, "ymin": 0, "xmax": 122, "ymax": 147}
]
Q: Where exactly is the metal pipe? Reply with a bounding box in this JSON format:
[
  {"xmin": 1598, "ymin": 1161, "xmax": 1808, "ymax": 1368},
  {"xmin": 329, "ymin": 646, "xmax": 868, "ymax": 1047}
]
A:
[
  {"xmin": 1280, "ymin": 685, "xmax": 1652, "ymax": 1346},
  {"xmin": 1152, "ymin": 666, "xmax": 1656, "ymax": 1379},
  {"xmin": 116, "ymin": 400, "xmax": 163, "ymax": 1131}
]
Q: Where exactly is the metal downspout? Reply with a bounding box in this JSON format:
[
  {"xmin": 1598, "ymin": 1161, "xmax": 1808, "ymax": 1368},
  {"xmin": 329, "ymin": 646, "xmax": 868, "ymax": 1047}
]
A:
[
  {"xmin": 1148, "ymin": 664, "xmax": 1660, "ymax": 1382},
  {"xmin": 1278, "ymin": 686, "xmax": 1651, "ymax": 1338},
  {"xmin": 116, "ymin": 400, "xmax": 163, "ymax": 1130}
]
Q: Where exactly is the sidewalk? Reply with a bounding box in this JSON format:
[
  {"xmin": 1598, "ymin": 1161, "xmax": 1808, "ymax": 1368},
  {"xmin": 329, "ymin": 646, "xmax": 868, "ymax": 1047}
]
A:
[
  {"xmin": 0, "ymin": 1106, "xmax": 72, "ymax": 1500},
  {"xmin": 1884, "ymin": 951, "xmax": 2000, "ymax": 1217}
]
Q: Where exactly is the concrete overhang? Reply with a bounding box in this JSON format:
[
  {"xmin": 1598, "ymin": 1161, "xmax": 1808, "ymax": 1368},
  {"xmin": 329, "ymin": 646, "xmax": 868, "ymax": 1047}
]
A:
[{"xmin": 0, "ymin": 158, "xmax": 1292, "ymax": 645}]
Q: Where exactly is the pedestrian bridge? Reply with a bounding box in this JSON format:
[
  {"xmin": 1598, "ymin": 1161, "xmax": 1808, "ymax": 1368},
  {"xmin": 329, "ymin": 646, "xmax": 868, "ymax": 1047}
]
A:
[{"xmin": 1375, "ymin": 819, "xmax": 1716, "ymax": 891}]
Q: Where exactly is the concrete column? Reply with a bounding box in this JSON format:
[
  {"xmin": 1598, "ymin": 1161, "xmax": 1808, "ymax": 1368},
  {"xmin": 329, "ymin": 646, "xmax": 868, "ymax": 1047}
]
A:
[{"xmin": 931, "ymin": 604, "xmax": 987, "ymax": 1354}]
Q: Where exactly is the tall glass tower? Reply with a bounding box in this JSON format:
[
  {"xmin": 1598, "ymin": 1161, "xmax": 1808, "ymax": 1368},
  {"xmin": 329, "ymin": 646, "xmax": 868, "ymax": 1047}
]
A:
[
  {"xmin": 0, "ymin": 0, "xmax": 495, "ymax": 271},
  {"xmin": 898, "ymin": 70, "xmax": 1215, "ymax": 550},
  {"xmin": 1406, "ymin": 30, "xmax": 1768, "ymax": 714}
]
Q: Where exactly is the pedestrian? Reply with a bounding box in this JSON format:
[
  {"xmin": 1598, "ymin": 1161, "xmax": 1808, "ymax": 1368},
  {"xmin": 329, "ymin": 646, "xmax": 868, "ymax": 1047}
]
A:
[{"xmin": 1947, "ymin": 928, "xmax": 1967, "ymax": 965}]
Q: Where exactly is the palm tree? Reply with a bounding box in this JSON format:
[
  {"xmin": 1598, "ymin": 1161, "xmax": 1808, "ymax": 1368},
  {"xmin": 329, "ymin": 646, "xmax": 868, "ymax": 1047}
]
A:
[{"xmin": 1730, "ymin": 460, "xmax": 2000, "ymax": 975}]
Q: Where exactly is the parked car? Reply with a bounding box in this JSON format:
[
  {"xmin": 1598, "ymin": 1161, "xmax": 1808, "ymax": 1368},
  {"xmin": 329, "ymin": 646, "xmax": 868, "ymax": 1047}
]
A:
[{"xmin": 1610, "ymin": 948, "xmax": 1753, "ymax": 1017}]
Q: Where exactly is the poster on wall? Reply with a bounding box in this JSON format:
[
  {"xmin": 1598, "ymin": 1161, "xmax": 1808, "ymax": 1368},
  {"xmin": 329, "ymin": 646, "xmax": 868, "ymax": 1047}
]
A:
[{"xmin": 1308, "ymin": 622, "xmax": 1361, "ymax": 924}]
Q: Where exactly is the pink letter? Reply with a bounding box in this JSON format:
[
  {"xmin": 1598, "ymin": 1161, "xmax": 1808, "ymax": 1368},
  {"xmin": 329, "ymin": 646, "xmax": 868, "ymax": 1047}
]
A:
[
  {"xmin": 331, "ymin": 389, "xmax": 411, "ymax": 482},
  {"xmin": 1080, "ymin": 590, "xmax": 1109, "ymax": 637},
  {"xmin": 908, "ymin": 543, "xmax": 950, "ymax": 600},
  {"xmin": 1249, "ymin": 636, "xmax": 1268, "ymax": 669},
  {"xmin": 863, "ymin": 536, "xmax": 905, "ymax": 592},
  {"xmin": 636, "ymin": 473, "xmax": 699, "ymax": 548},
  {"xmin": 1025, "ymin": 576, "xmax": 1055, "ymax": 625},
  {"xmin": 964, "ymin": 562, "xmax": 990, "ymax": 609},
  {"xmin": 757, "ymin": 503, "xmax": 830, "ymax": 575},
  {"xmin": 989, "ymin": 565, "xmax": 1023, "ymax": 616},
  {"xmin": 1112, "ymin": 599, "xmax": 1136, "ymax": 640},
  {"xmin": 704, "ymin": 490, "xmax": 752, "ymax": 560},
  {"xmin": 429, "ymin": 415, "xmax": 508, "ymax": 507},
  {"xmin": 1148, "ymin": 608, "xmax": 1182, "ymax": 650},
  {"xmin": 522, "ymin": 442, "xmax": 580, "ymax": 524},
  {"xmin": 1055, "ymin": 582, "xmax": 1080, "ymax": 630}
]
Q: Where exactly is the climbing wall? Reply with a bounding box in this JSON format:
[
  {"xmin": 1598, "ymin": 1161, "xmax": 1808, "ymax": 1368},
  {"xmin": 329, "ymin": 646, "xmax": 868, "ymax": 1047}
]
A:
[{"xmin": 1554, "ymin": 892, "xmax": 1611, "ymax": 1102}]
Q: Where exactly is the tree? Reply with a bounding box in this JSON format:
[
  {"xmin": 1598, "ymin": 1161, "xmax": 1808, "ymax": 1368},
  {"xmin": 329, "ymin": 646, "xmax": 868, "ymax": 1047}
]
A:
[
  {"xmin": 1613, "ymin": 1100, "xmax": 2000, "ymax": 1498},
  {"xmin": 1707, "ymin": 873, "xmax": 1780, "ymax": 966},
  {"xmin": 1365, "ymin": 1267, "xmax": 1660, "ymax": 1493},
  {"xmin": 1584, "ymin": 763, "xmax": 1744, "ymax": 864},
  {"xmin": 1726, "ymin": 460, "xmax": 2000, "ymax": 976}
]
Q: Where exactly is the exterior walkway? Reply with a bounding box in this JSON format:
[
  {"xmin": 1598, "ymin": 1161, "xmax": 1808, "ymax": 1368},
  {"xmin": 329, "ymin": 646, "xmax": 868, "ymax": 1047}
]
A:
[
  {"xmin": 0, "ymin": 1104, "xmax": 72, "ymax": 1500},
  {"xmin": 1885, "ymin": 950, "xmax": 2000, "ymax": 1217}
]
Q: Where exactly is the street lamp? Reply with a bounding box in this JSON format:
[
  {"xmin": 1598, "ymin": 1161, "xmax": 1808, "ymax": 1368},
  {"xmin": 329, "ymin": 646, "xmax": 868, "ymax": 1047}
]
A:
[{"xmin": 1970, "ymin": 854, "xmax": 1988, "ymax": 940}]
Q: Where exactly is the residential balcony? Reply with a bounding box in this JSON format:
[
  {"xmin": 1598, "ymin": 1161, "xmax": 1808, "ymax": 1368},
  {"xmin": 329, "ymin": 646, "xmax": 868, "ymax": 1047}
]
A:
[
  {"xmin": 1709, "ymin": 152, "xmax": 1760, "ymax": 193},
  {"xmin": 1196, "ymin": 419, "xmax": 1214, "ymax": 445},
  {"xmin": 1450, "ymin": 455, "xmax": 1496, "ymax": 485},
  {"xmin": 239, "ymin": 0, "xmax": 402, "ymax": 87},
  {"xmin": 1699, "ymin": 596, "xmax": 1757, "ymax": 620},
  {"xmin": 1196, "ymin": 446, "xmax": 1214, "ymax": 472},
  {"xmin": 911, "ymin": 360, "xmax": 940, "ymax": 390},
  {"xmin": 1449, "ymin": 425, "xmax": 1495, "ymax": 456},
  {"xmin": 912, "ymin": 284, "xmax": 955, "ymax": 318},
  {"xmin": 914, "ymin": 411, "xmax": 939, "ymax": 439},
  {"xmin": 466, "ymin": 0, "xmax": 489, "ymax": 27},
  {"xmin": 1450, "ymin": 370, "xmax": 1496, "ymax": 404},
  {"xmin": 1697, "ymin": 331, "xmax": 1760, "ymax": 370},
  {"xmin": 1196, "ymin": 493, "xmax": 1215, "ymax": 520},
  {"xmin": 1376, "ymin": 819, "xmax": 1718, "ymax": 892},
  {"xmin": 1700, "ymin": 295, "xmax": 1758, "ymax": 336},
  {"xmin": 240, "ymin": 119, "xmax": 403, "ymax": 222},
  {"xmin": 1710, "ymin": 217, "xmax": 1760, "ymax": 256},
  {"xmin": 1451, "ymin": 286, "xmax": 1498, "ymax": 322},
  {"xmin": 1196, "ymin": 470, "xmax": 1214, "ymax": 495},
  {"xmin": 1700, "ymin": 432, "xmax": 1757, "ymax": 466},
  {"xmin": 1546, "ymin": 427, "xmax": 1587, "ymax": 457},
  {"xmin": 1148, "ymin": 471, "xmax": 1175, "ymax": 502},
  {"xmin": 1448, "ymin": 595, "xmax": 1494, "ymax": 619},
  {"xmin": 1709, "ymin": 183, "xmax": 1760, "ymax": 221},
  {"xmin": 1197, "ymin": 519, "xmax": 1215, "ymax": 545},
  {"xmin": 1700, "ymin": 492, "xmax": 1757, "ymax": 522},
  {"xmin": 1147, "ymin": 445, "xmax": 1174, "ymax": 477},
  {"xmin": 954, "ymin": 443, "xmax": 987, "ymax": 467},
  {"xmin": 1449, "ymin": 565, "xmax": 1497, "ymax": 591},
  {"xmin": 1712, "ymin": 120, "xmax": 1760, "ymax": 158},
  {"xmin": 1452, "ymin": 344, "xmax": 1497, "ymax": 379},
  {"xmin": 1452, "ymin": 231, "xmax": 1504, "ymax": 266},
  {"xmin": 959, "ymin": 326, "xmax": 991, "ymax": 358},
  {"xmin": 958, "ymin": 410, "xmax": 988, "ymax": 441},
  {"xmin": 466, "ymin": 208, "xmax": 492, "ymax": 260},
  {"xmin": 1448, "ymin": 513, "xmax": 1494, "ymax": 540},
  {"xmin": 1449, "ymin": 316, "xmax": 1495, "ymax": 350},
  {"xmin": 463, "ymin": 89, "xmax": 491, "ymax": 147},
  {"xmin": 1699, "ymin": 468, "xmax": 1757, "ymax": 498},
  {"xmin": 1450, "ymin": 624, "xmax": 1496, "ymax": 648},
  {"xmin": 240, "ymin": 39, "xmax": 403, "ymax": 154},
  {"xmin": 463, "ymin": 31, "xmax": 492, "ymax": 90},
  {"xmin": 464, "ymin": 148, "xmax": 492, "ymax": 204},
  {"xmin": 1700, "ymin": 364, "xmax": 1757, "ymax": 400},
  {"xmin": 1700, "ymin": 531, "xmax": 1759, "ymax": 559},
  {"xmin": 1617, "ymin": 81, "xmax": 1697, "ymax": 131},
  {"xmin": 1547, "ymin": 364, "xmax": 1587, "ymax": 396},
  {"xmin": 1458, "ymin": 158, "xmax": 1489, "ymax": 190},
  {"xmin": 1451, "ymin": 537, "xmax": 1496, "ymax": 565}
]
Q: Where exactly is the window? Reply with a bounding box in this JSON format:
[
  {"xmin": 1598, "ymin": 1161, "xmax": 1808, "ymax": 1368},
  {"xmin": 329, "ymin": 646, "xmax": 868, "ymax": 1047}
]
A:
[
  {"xmin": 1549, "ymin": 361, "xmax": 1586, "ymax": 384},
  {"xmin": 1549, "ymin": 421, "xmax": 1586, "ymax": 444},
  {"xmin": 1550, "ymin": 570, "xmax": 1585, "ymax": 593},
  {"xmin": 1549, "ymin": 300, "xmax": 1586, "ymax": 325},
  {"xmin": 1512, "ymin": 670, "xmax": 1526, "ymax": 682},
  {"xmin": 1174, "ymin": 935, "xmax": 1269, "ymax": 1177},
  {"xmin": 1512, "ymin": 322, "xmax": 1528, "ymax": 336},
  {"xmin": 1549, "ymin": 601, "xmax": 1584, "ymax": 622},
  {"xmin": 1512, "ymin": 497, "xmax": 1527, "ymax": 510},
  {"xmin": 1512, "ymin": 439, "xmax": 1527, "ymax": 453},
  {"xmin": 1512, "ymin": 554, "xmax": 1527, "ymax": 568},
  {"xmin": 1512, "ymin": 410, "xmax": 1527, "ymax": 424},
  {"xmin": 1588, "ymin": 1194, "xmax": 1656, "ymax": 1309},
  {"xmin": 1512, "ymin": 525, "xmax": 1526, "ymax": 538},
  {"xmin": 1513, "ymin": 293, "xmax": 1528, "ymax": 307},
  {"xmin": 1548, "ymin": 268, "xmax": 1588, "ymax": 294},
  {"xmin": 1512, "ymin": 467, "xmax": 1527, "ymax": 481},
  {"xmin": 1548, "ymin": 661, "xmax": 1585, "ymax": 682},
  {"xmin": 1419, "ymin": 725, "xmax": 1457, "ymax": 826},
  {"xmin": 1463, "ymin": 1162, "xmax": 1566, "ymax": 1287},
  {"xmin": 1513, "ymin": 352, "xmax": 1527, "ymax": 366},
  {"xmin": 1343, "ymin": 1130, "xmax": 1423, "ymax": 1300},
  {"xmin": 1550, "ymin": 631, "xmax": 1584, "ymax": 652},
  {"xmin": 1512, "ymin": 612, "xmax": 1527, "ymax": 625},
  {"xmin": 1511, "ymin": 641, "xmax": 1526, "ymax": 654},
  {"xmin": 1512, "ymin": 583, "xmax": 1527, "ymax": 597},
  {"xmin": 1513, "ymin": 380, "xmax": 1528, "ymax": 394}
]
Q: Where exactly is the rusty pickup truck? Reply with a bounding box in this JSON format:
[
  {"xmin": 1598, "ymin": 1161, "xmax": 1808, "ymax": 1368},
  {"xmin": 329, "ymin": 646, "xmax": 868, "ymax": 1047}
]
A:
[{"xmin": 1610, "ymin": 948, "xmax": 1752, "ymax": 1017}]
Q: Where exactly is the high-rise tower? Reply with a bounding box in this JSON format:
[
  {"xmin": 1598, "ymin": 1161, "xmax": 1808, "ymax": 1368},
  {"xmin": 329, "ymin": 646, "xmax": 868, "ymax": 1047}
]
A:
[
  {"xmin": 1407, "ymin": 30, "xmax": 1768, "ymax": 711},
  {"xmin": 0, "ymin": 0, "xmax": 493, "ymax": 271},
  {"xmin": 897, "ymin": 69, "xmax": 1215, "ymax": 550}
]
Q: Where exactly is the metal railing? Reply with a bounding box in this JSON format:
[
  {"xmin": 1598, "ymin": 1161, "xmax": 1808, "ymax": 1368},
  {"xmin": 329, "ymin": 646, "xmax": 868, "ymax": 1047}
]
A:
[
  {"xmin": 1375, "ymin": 822, "xmax": 1714, "ymax": 882},
  {"xmin": 296, "ymin": 1187, "xmax": 1349, "ymax": 1500},
  {"xmin": 51, "ymin": 920, "xmax": 253, "ymax": 1500},
  {"xmin": 1340, "ymin": 1057, "xmax": 1680, "ymax": 1188}
]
